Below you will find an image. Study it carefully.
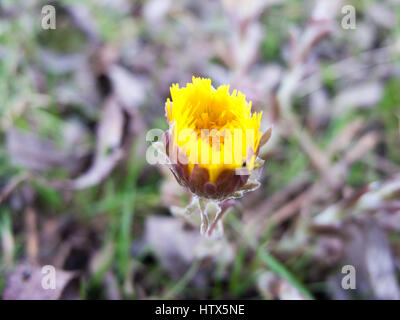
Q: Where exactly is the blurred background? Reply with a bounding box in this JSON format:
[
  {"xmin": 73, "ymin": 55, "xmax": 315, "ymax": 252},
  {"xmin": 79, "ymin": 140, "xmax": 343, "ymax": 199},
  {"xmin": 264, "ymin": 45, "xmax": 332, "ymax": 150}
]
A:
[{"xmin": 0, "ymin": 0, "xmax": 400, "ymax": 300}]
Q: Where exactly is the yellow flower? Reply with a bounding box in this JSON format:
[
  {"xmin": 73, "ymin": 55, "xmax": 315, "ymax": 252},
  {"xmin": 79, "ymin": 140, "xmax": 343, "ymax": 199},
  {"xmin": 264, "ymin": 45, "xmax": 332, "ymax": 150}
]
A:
[{"xmin": 163, "ymin": 76, "xmax": 271, "ymax": 201}]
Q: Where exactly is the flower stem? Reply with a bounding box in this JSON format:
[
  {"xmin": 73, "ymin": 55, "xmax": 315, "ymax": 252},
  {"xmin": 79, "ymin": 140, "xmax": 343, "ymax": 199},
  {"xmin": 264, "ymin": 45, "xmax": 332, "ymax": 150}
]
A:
[
  {"xmin": 197, "ymin": 198, "xmax": 209, "ymax": 235},
  {"xmin": 185, "ymin": 196, "xmax": 199, "ymax": 216},
  {"xmin": 207, "ymin": 205, "xmax": 223, "ymax": 237}
]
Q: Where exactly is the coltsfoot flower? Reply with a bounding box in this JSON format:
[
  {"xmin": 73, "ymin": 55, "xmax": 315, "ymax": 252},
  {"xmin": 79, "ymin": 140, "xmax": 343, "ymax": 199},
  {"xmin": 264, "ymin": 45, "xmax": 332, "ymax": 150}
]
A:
[{"xmin": 158, "ymin": 76, "xmax": 271, "ymax": 236}]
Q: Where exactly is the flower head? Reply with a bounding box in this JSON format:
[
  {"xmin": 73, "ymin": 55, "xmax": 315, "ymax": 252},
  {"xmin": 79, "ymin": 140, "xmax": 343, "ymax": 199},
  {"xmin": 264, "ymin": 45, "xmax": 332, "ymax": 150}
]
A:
[{"xmin": 163, "ymin": 76, "xmax": 271, "ymax": 201}]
